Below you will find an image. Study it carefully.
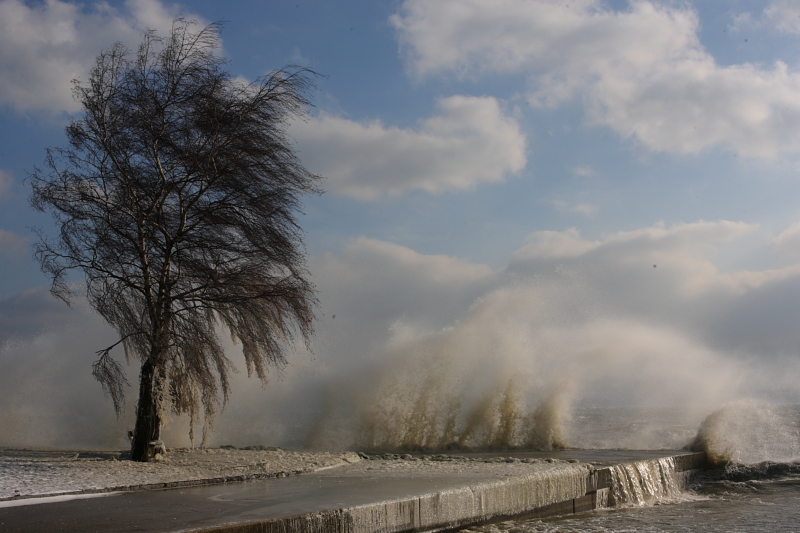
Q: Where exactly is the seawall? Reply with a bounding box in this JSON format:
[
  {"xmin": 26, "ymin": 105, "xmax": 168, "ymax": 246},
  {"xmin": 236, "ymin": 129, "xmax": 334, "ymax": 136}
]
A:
[{"xmin": 196, "ymin": 452, "xmax": 707, "ymax": 533}]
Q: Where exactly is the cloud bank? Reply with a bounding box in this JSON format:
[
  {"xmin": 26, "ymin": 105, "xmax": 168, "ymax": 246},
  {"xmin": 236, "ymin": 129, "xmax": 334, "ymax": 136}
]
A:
[
  {"xmin": 4, "ymin": 220, "xmax": 800, "ymax": 450},
  {"xmin": 0, "ymin": 0, "xmax": 203, "ymax": 114},
  {"xmin": 765, "ymin": 0, "xmax": 800, "ymax": 34},
  {"xmin": 305, "ymin": 220, "xmax": 800, "ymax": 450},
  {"xmin": 292, "ymin": 96, "xmax": 526, "ymax": 200},
  {"xmin": 392, "ymin": 0, "xmax": 800, "ymax": 158}
]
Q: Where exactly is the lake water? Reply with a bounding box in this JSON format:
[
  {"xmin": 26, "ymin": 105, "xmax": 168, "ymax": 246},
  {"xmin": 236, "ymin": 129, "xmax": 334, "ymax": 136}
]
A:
[
  {"xmin": 464, "ymin": 471, "xmax": 800, "ymax": 532},
  {"xmin": 461, "ymin": 403, "xmax": 800, "ymax": 533}
]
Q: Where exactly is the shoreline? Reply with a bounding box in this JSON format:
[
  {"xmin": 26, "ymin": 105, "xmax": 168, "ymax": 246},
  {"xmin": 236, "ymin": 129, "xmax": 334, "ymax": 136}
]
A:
[
  {"xmin": 0, "ymin": 446, "xmax": 703, "ymax": 503},
  {"xmin": 0, "ymin": 448, "xmax": 708, "ymax": 532}
]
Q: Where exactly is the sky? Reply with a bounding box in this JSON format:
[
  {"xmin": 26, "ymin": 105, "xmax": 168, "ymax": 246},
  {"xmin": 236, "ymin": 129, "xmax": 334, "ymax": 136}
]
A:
[{"xmin": 3, "ymin": 0, "xmax": 800, "ymax": 451}]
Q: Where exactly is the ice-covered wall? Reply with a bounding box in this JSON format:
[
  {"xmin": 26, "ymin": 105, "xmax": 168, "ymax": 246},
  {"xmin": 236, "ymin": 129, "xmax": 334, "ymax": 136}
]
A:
[{"xmin": 219, "ymin": 452, "xmax": 705, "ymax": 533}]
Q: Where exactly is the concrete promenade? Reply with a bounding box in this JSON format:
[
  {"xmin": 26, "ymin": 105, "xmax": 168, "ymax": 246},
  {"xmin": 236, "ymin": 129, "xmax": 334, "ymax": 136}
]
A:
[{"xmin": 0, "ymin": 451, "xmax": 706, "ymax": 533}]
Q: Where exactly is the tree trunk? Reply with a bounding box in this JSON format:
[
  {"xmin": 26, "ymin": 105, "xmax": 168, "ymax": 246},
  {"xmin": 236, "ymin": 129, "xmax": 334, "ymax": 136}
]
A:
[{"xmin": 130, "ymin": 358, "xmax": 162, "ymax": 461}]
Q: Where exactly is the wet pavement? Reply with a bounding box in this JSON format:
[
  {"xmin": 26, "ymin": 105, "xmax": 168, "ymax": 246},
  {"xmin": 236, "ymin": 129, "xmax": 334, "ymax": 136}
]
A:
[
  {"xmin": 0, "ymin": 468, "xmax": 550, "ymax": 532},
  {"xmin": 0, "ymin": 477, "xmax": 474, "ymax": 532},
  {"xmin": 0, "ymin": 450, "xmax": 691, "ymax": 533}
]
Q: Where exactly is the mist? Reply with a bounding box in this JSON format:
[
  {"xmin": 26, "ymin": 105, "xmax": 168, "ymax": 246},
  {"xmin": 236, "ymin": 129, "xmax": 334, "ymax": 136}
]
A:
[{"xmin": 2, "ymin": 221, "xmax": 800, "ymax": 456}]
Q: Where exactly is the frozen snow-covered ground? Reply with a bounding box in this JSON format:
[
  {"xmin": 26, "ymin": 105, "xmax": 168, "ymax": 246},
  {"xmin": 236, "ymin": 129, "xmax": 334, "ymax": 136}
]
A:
[
  {"xmin": 0, "ymin": 445, "xmax": 590, "ymax": 505},
  {"xmin": 0, "ymin": 447, "xmax": 360, "ymax": 501}
]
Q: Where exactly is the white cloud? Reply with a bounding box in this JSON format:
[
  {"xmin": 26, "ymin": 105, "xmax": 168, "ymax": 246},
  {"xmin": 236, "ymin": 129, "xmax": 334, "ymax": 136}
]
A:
[
  {"xmin": 305, "ymin": 220, "xmax": 800, "ymax": 451},
  {"xmin": 771, "ymin": 220, "xmax": 800, "ymax": 259},
  {"xmin": 729, "ymin": 12, "xmax": 754, "ymax": 33},
  {"xmin": 544, "ymin": 221, "xmax": 761, "ymax": 296},
  {"xmin": 392, "ymin": 0, "xmax": 698, "ymax": 84},
  {"xmin": 0, "ymin": 0, "xmax": 203, "ymax": 114},
  {"xmin": 765, "ymin": 0, "xmax": 800, "ymax": 34},
  {"xmin": 8, "ymin": 220, "xmax": 800, "ymax": 451},
  {"xmin": 392, "ymin": 0, "xmax": 800, "ymax": 158},
  {"xmin": 515, "ymin": 221, "xmax": 755, "ymax": 264},
  {"xmin": 552, "ymin": 200, "xmax": 597, "ymax": 216},
  {"xmin": 603, "ymin": 220, "xmax": 756, "ymax": 247},
  {"xmin": 343, "ymin": 237, "xmax": 495, "ymax": 285},
  {"xmin": 309, "ymin": 237, "xmax": 496, "ymax": 338},
  {"xmin": 292, "ymin": 95, "xmax": 526, "ymax": 200},
  {"xmin": 514, "ymin": 228, "xmax": 600, "ymax": 260},
  {"xmin": 123, "ymin": 0, "xmax": 181, "ymax": 33},
  {"xmin": 571, "ymin": 165, "xmax": 594, "ymax": 177}
]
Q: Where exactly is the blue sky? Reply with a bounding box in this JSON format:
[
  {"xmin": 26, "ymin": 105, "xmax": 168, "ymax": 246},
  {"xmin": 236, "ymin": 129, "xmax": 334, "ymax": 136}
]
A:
[{"xmin": 3, "ymin": 0, "xmax": 800, "ymax": 449}]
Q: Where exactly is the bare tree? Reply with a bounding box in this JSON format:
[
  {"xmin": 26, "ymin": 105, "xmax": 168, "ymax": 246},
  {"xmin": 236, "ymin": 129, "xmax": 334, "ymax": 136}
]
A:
[{"xmin": 29, "ymin": 20, "xmax": 321, "ymax": 461}]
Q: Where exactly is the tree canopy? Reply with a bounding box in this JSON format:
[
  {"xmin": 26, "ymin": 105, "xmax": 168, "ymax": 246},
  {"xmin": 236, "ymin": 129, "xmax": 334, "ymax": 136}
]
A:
[{"xmin": 29, "ymin": 20, "xmax": 321, "ymax": 461}]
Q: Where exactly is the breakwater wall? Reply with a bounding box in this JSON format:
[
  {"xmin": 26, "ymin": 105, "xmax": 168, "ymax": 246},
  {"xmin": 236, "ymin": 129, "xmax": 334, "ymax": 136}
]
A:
[{"xmin": 198, "ymin": 452, "xmax": 707, "ymax": 533}]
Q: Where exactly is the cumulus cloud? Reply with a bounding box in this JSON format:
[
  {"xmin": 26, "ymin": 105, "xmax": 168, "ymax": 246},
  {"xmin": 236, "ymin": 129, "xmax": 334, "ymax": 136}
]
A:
[
  {"xmin": 0, "ymin": 240, "xmax": 498, "ymax": 449},
  {"xmin": 515, "ymin": 220, "xmax": 754, "ymax": 264},
  {"xmin": 765, "ymin": 0, "xmax": 800, "ymax": 34},
  {"xmin": 392, "ymin": 0, "xmax": 800, "ymax": 158},
  {"xmin": 307, "ymin": 238, "xmax": 496, "ymax": 354},
  {"xmin": 513, "ymin": 228, "xmax": 600, "ymax": 260},
  {"xmin": 517, "ymin": 221, "xmax": 767, "ymax": 297},
  {"xmin": 506, "ymin": 222, "xmax": 800, "ymax": 360},
  {"xmin": 341, "ymin": 237, "xmax": 495, "ymax": 286},
  {"xmin": 770, "ymin": 221, "xmax": 800, "ymax": 259},
  {"xmin": 292, "ymin": 95, "xmax": 526, "ymax": 200},
  {"xmin": 306, "ymin": 220, "xmax": 800, "ymax": 450},
  {"xmin": 0, "ymin": 0, "xmax": 203, "ymax": 114}
]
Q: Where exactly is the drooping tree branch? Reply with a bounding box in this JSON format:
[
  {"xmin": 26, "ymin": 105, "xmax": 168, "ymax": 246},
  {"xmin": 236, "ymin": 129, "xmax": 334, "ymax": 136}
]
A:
[{"xmin": 92, "ymin": 346, "xmax": 131, "ymax": 416}]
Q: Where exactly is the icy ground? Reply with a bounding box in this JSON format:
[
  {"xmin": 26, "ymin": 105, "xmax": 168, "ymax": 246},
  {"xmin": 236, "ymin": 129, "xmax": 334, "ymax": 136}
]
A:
[{"xmin": 0, "ymin": 447, "xmax": 360, "ymax": 501}]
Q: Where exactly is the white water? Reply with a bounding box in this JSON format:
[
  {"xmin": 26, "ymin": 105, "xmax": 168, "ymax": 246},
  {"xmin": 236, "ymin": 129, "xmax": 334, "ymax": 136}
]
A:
[
  {"xmin": 692, "ymin": 402, "xmax": 800, "ymax": 465},
  {"xmin": 461, "ymin": 404, "xmax": 800, "ymax": 533},
  {"xmin": 607, "ymin": 457, "xmax": 684, "ymax": 507},
  {"xmin": 464, "ymin": 467, "xmax": 800, "ymax": 533}
]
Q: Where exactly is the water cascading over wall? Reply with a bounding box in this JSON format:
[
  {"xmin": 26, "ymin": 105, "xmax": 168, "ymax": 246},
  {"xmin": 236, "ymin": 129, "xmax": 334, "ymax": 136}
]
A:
[
  {"xmin": 607, "ymin": 457, "xmax": 686, "ymax": 507},
  {"xmin": 191, "ymin": 453, "xmax": 706, "ymax": 533}
]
